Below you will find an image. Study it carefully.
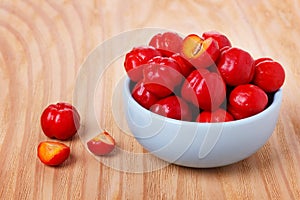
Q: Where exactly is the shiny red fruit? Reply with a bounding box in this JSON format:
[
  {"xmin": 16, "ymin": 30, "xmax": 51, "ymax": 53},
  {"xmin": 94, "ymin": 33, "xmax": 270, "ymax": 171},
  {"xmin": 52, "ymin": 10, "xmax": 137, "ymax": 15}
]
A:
[
  {"xmin": 143, "ymin": 56, "xmax": 183, "ymax": 98},
  {"xmin": 37, "ymin": 141, "xmax": 70, "ymax": 166},
  {"xmin": 252, "ymin": 60, "xmax": 285, "ymax": 92},
  {"xmin": 150, "ymin": 95, "xmax": 192, "ymax": 121},
  {"xmin": 132, "ymin": 80, "xmax": 159, "ymax": 109},
  {"xmin": 181, "ymin": 70, "xmax": 226, "ymax": 111},
  {"xmin": 41, "ymin": 102, "xmax": 80, "ymax": 140},
  {"xmin": 217, "ymin": 47, "xmax": 255, "ymax": 86},
  {"xmin": 228, "ymin": 84, "xmax": 268, "ymax": 120},
  {"xmin": 124, "ymin": 46, "xmax": 161, "ymax": 82},
  {"xmin": 149, "ymin": 32, "xmax": 183, "ymax": 56},
  {"xmin": 171, "ymin": 53, "xmax": 194, "ymax": 77},
  {"xmin": 196, "ymin": 108, "xmax": 234, "ymax": 123},
  {"xmin": 253, "ymin": 57, "xmax": 273, "ymax": 66},
  {"xmin": 202, "ymin": 30, "xmax": 232, "ymax": 49},
  {"xmin": 220, "ymin": 46, "xmax": 231, "ymax": 54}
]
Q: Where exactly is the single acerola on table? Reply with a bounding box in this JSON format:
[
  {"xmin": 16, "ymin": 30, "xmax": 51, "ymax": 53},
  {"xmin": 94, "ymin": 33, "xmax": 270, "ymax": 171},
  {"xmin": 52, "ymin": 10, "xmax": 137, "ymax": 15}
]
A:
[{"xmin": 41, "ymin": 102, "xmax": 80, "ymax": 140}]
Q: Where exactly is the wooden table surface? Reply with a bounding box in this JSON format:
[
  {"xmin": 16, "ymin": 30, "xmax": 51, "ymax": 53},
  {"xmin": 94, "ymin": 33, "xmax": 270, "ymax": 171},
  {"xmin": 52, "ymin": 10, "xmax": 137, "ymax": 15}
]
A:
[{"xmin": 1, "ymin": 0, "xmax": 300, "ymax": 199}]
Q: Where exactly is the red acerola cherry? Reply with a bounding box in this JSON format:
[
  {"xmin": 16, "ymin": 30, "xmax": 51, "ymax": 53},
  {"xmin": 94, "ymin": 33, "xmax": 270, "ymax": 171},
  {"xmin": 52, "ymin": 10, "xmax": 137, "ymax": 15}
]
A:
[
  {"xmin": 171, "ymin": 53, "xmax": 194, "ymax": 77},
  {"xmin": 143, "ymin": 56, "xmax": 183, "ymax": 98},
  {"xmin": 217, "ymin": 47, "xmax": 255, "ymax": 86},
  {"xmin": 150, "ymin": 95, "xmax": 192, "ymax": 121},
  {"xmin": 253, "ymin": 57, "xmax": 273, "ymax": 66},
  {"xmin": 149, "ymin": 32, "xmax": 183, "ymax": 56},
  {"xmin": 228, "ymin": 84, "xmax": 268, "ymax": 120},
  {"xmin": 40, "ymin": 102, "xmax": 80, "ymax": 140},
  {"xmin": 181, "ymin": 70, "xmax": 226, "ymax": 111},
  {"xmin": 252, "ymin": 60, "xmax": 285, "ymax": 92},
  {"xmin": 132, "ymin": 80, "xmax": 159, "ymax": 109},
  {"xmin": 124, "ymin": 46, "xmax": 161, "ymax": 82},
  {"xmin": 196, "ymin": 108, "xmax": 234, "ymax": 123}
]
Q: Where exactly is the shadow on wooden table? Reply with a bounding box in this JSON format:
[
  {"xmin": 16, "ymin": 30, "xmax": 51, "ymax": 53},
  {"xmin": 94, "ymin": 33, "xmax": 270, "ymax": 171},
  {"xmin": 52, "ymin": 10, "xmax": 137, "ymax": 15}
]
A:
[{"xmin": 177, "ymin": 142, "xmax": 279, "ymax": 176}]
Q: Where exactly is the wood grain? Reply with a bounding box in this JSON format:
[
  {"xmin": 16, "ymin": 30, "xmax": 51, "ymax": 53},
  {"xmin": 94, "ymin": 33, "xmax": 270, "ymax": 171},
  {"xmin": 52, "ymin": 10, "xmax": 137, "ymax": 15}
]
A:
[{"xmin": 0, "ymin": 0, "xmax": 300, "ymax": 199}]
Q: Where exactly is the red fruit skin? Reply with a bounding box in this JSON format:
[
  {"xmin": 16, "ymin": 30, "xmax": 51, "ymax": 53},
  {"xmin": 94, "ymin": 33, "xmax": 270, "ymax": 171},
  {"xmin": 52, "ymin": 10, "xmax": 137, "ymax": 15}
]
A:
[
  {"xmin": 228, "ymin": 84, "xmax": 268, "ymax": 120},
  {"xmin": 124, "ymin": 46, "xmax": 162, "ymax": 82},
  {"xmin": 171, "ymin": 53, "xmax": 195, "ymax": 77},
  {"xmin": 41, "ymin": 102, "xmax": 80, "ymax": 140},
  {"xmin": 181, "ymin": 34, "xmax": 220, "ymax": 69},
  {"xmin": 219, "ymin": 46, "xmax": 231, "ymax": 55},
  {"xmin": 149, "ymin": 32, "xmax": 183, "ymax": 56},
  {"xmin": 217, "ymin": 47, "xmax": 255, "ymax": 86},
  {"xmin": 132, "ymin": 81, "xmax": 159, "ymax": 109},
  {"xmin": 37, "ymin": 141, "xmax": 70, "ymax": 166},
  {"xmin": 196, "ymin": 108, "xmax": 234, "ymax": 123},
  {"xmin": 253, "ymin": 57, "xmax": 273, "ymax": 66},
  {"xmin": 202, "ymin": 31, "xmax": 232, "ymax": 49},
  {"xmin": 87, "ymin": 131, "xmax": 116, "ymax": 156},
  {"xmin": 150, "ymin": 96, "xmax": 192, "ymax": 121},
  {"xmin": 214, "ymin": 46, "xmax": 231, "ymax": 68},
  {"xmin": 252, "ymin": 61, "xmax": 285, "ymax": 92},
  {"xmin": 143, "ymin": 56, "xmax": 183, "ymax": 98},
  {"xmin": 181, "ymin": 70, "xmax": 226, "ymax": 111}
]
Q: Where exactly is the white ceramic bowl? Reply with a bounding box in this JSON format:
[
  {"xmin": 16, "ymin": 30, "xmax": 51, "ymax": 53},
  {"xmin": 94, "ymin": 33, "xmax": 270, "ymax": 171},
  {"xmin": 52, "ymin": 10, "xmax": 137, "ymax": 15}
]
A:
[{"xmin": 122, "ymin": 77, "xmax": 283, "ymax": 168}]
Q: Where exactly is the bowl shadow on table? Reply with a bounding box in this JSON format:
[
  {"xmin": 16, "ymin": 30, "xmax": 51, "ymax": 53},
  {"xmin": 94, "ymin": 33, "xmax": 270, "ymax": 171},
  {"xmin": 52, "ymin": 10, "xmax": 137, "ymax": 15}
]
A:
[{"xmin": 176, "ymin": 141, "xmax": 279, "ymax": 176}]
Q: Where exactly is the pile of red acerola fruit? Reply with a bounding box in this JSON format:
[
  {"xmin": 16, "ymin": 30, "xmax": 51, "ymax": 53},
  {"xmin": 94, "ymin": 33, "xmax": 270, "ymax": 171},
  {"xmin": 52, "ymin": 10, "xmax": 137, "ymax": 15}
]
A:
[{"xmin": 124, "ymin": 31, "xmax": 285, "ymax": 122}]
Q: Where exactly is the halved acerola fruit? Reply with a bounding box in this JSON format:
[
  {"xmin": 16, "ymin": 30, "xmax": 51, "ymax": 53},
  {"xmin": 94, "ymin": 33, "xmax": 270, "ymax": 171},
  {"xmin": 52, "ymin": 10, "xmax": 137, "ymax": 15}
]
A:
[
  {"xmin": 181, "ymin": 34, "xmax": 220, "ymax": 69},
  {"xmin": 37, "ymin": 141, "xmax": 70, "ymax": 166},
  {"xmin": 87, "ymin": 131, "xmax": 116, "ymax": 156}
]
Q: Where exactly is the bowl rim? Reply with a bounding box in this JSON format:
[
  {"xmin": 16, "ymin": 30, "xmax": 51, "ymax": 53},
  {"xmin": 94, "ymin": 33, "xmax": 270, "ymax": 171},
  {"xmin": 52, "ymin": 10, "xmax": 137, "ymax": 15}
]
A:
[{"xmin": 123, "ymin": 76, "xmax": 283, "ymax": 127}]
